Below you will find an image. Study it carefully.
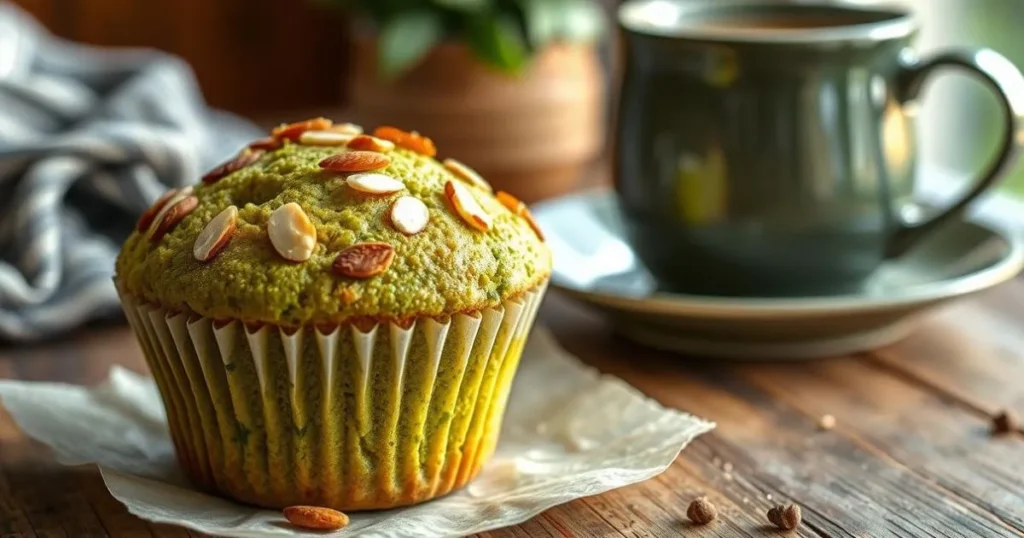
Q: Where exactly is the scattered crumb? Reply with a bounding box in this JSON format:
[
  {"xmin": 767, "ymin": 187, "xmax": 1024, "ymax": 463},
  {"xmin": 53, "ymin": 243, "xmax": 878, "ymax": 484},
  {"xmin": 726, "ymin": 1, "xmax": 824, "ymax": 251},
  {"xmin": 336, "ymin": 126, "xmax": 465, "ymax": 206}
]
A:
[
  {"xmin": 992, "ymin": 409, "xmax": 1019, "ymax": 434},
  {"xmin": 686, "ymin": 497, "xmax": 718, "ymax": 525},
  {"xmin": 819, "ymin": 414, "xmax": 836, "ymax": 431},
  {"xmin": 723, "ymin": 473, "xmax": 733, "ymax": 481},
  {"xmin": 722, "ymin": 462, "xmax": 734, "ymax": 472},
  {"xmin": 767, "ymin": 504, "xmax": 802, "ymax": 531},
  {"xmin": 766, "ymin": 494, "xmax": 773, "ymax": 501},
  {"xmin": 742, "ymin": 497, "xmax": 750, "ymax": 504}
]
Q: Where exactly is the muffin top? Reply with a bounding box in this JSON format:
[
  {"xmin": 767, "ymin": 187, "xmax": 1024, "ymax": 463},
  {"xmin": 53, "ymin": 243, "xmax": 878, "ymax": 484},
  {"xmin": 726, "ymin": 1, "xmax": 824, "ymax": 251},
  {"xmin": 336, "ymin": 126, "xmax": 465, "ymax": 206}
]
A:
[{"xmin": 116, "ymin": 120, "xmax": 551, "ymax": 327}]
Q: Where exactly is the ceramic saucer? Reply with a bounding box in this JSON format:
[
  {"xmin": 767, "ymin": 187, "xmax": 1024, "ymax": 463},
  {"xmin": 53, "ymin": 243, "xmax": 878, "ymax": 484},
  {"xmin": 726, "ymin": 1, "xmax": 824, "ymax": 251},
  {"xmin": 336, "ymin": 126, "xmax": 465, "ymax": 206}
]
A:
[{"xmin": 531, "ymin": 189, "xmax": 1024, "ymax": 359}]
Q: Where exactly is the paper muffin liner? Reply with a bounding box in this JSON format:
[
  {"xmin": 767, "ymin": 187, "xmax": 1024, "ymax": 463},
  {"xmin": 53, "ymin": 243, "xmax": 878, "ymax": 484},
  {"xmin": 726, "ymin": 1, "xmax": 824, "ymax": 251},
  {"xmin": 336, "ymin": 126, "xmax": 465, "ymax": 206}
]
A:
[{"xmin": 115, "ymin": 279, "xmax": 548, "ymax": 511}]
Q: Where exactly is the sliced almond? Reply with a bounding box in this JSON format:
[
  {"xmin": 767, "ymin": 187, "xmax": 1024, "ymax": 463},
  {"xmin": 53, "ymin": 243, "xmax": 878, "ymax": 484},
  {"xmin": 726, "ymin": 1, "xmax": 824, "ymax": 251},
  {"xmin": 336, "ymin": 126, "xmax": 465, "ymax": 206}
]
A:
[
  {"xmin": 319, "ymin": 151, "xmax": 391, "ymax": 173},
  {"xmin": 248, "ymin": 137, "xmax": 281, "ymax": 151},
  {"xmin": 346, "ymin": 173, "xmax": 404, "ymax": 195},
  {"xmin": 333, "ymin": 242, "xmax": 395, "ymax": 279},
  {"xmin": 373, "ymin": 126, "xmax": 437, "ymax": 157},
  {"xmin": 193, "ymin": 205, "xmax": 238, "ymax": 262},
  {"xmin": 299, "ymin": 130, "xmax": 356, "ymax": 146},
  {"xmin": 144, "ymin": 187, "xmax": 192, "ymax": 235},
  {"xmin": 522, "ymin": 207, "xmax": 545, "ymax": 241},
  {"xmin": 347, "ymin": 135, "xmax": 396, "ymax": 153},
  {"xmin": 444, "ymin": 180, "xmax": 492, "ymax": 232},
  {"xmin": 389, "ymin": 196, "xmax": 429, "ymax": 235},
  {"xmin": 150, "ymin": 195, "xmax": 199, "ymax": 242},
  {"xmin": 272, "ymin": 117, "xmax": 333, "ymax": 141},
  {"xmin": 328, "ymin": 123, "xmax": 363, "ymax": 135},
  {"xmin": 495, "ymin": 191, "xmax": 526, "ymax": 215},
  {"xmin": 444, "ymin": 158, "xmax": 492, "ymax": 192},
  {"xmin": 283, "ymin": 506, "xmax": 349, "ymax": 531},
  {"xmin": 137, "ymin": 187, "xmax": 184, "ymax": 232},
  {"xmin": 268, "ymin": 202, "xmax": 317, "ymax": 262},
  {"xmin": 495, "ymin": 191, "xmax": 544, "ymax": 241},
  {"xmin": 202, "ymin": 150, "xmax": 264, "ymax": 184}
]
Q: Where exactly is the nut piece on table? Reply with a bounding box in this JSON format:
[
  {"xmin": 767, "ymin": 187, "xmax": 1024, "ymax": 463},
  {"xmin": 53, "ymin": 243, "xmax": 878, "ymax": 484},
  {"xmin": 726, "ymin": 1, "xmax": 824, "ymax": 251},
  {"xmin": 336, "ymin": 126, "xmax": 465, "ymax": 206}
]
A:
[
  {"xmin": 686, "ymin": 496, "xmax": 718, "ymax": 525},
  {"xmin": 992, "ymin": 409, "xmax": 1019, "ymax": 434},
  {"xmin": 767, "ymin": 503, "xmax": 802, "ymax": 531}
]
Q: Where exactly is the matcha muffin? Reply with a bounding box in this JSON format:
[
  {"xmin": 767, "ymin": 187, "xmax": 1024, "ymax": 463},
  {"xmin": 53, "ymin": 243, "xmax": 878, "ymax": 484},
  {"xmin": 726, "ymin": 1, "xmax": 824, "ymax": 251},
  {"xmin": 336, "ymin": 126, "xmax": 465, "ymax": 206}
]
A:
[{"xmin": 115, "ymin": 119, "xmax": 550, "ymax": 511}]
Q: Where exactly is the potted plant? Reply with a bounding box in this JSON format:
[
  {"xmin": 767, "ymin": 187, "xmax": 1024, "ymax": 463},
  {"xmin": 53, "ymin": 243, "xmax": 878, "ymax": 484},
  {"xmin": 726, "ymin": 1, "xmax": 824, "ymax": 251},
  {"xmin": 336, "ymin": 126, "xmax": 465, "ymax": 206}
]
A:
[{"xmin": 320, "ymin": 0, "xmax": 607, "ymax": 202}]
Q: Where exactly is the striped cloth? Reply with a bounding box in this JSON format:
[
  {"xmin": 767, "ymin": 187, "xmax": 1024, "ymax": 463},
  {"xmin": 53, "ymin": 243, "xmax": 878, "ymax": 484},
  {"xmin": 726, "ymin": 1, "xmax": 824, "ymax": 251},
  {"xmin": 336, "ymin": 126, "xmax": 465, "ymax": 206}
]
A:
[{"xmin": 0, "ymin": 2, "xmax": 261, "ymax": 341}]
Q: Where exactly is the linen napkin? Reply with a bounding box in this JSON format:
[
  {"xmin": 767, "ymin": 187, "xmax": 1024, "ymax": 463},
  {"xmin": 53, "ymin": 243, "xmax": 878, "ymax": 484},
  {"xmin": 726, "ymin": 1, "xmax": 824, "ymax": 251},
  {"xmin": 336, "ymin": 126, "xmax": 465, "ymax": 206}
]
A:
[
  {"xmin": 0, "ymin": 328, "xmax": 714, "ymax": 537},
  {"xmin": 0, "ymin": 1, "xmax": 261, "ymax": 341}
]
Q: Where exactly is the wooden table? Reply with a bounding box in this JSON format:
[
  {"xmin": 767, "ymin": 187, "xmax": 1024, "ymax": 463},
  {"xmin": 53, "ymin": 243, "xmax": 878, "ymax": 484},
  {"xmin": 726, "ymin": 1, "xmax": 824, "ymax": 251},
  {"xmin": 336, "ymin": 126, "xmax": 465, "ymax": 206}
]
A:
[{"xmin": 2, "ymin": 281, "xmax": 1024, "ymax": 537}]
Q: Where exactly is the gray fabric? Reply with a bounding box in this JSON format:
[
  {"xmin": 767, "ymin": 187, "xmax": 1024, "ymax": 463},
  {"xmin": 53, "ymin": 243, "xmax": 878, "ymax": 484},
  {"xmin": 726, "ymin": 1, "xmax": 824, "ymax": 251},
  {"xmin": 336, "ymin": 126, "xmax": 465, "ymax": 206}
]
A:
[{"xmin": 0, "ymin": 2, "xmax": 262, "ymax": 341}]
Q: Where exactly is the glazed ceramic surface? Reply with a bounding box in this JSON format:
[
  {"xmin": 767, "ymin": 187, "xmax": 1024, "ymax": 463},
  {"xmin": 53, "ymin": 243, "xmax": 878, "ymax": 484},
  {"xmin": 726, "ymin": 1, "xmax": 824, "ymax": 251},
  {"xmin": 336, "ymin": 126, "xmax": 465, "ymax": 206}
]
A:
[
  {"xmin": 614, "ymin": 0, "xmax": 1024, "ymax": 295},
  {"xmin": 533, "ymin": 190, "xmax": 1024, "ymax": 359}
]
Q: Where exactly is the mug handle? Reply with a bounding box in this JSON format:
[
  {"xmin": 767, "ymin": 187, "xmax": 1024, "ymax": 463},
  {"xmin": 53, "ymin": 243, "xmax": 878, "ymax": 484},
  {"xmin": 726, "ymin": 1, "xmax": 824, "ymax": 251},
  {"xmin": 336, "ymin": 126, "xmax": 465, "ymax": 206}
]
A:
[{"xmin": 884, "ymin": 48, "xmax": 1024, "ymax": 259}]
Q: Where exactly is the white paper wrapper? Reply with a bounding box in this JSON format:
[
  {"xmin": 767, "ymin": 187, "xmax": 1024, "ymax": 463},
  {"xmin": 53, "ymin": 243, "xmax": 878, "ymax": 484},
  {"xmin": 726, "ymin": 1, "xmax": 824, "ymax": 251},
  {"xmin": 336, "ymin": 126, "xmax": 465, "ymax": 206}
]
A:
[{"xmin": 0, "ymin": 328, "xmax": 714, "ymax": 537}]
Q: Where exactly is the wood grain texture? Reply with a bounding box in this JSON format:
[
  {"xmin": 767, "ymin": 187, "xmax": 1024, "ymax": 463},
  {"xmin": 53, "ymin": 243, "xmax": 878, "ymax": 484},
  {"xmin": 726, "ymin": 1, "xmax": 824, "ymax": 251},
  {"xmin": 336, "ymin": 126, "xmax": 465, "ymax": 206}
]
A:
[
  {"xmin": 8, "ymin": 0, "xmax": 350, "ymax": 114},
  {"xmin": 1, "ymin": 284, "xmax": 1024, "ymax": 536}
]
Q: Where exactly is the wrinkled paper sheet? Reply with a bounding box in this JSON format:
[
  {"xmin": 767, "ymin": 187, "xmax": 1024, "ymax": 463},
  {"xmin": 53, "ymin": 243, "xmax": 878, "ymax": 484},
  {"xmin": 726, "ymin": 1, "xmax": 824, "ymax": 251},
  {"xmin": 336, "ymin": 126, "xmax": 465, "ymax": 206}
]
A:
[{"xmin": 0, "ymin": 328, "xmax": 713, "ymax": 537}]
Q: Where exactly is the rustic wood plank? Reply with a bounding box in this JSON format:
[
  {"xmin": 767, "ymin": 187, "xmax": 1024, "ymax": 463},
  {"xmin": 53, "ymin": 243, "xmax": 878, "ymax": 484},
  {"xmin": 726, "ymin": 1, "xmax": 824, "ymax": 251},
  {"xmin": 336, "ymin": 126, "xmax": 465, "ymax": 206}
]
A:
[
  {"xmin": 506, "ymin": 516, "xmax": 561, "ymax": 538},
  {"xmin": 872, "ymin": 290, "xmax": 1024, "ymax": 418},
  {"xmin": 2, "ymin": 289, "xmax": 1024, "ymax": 536},
  {"xmin": 656, "ymin": 448, "xmax": 821, "ymax": 537},
  {"xmin": 0, "ymin": 447, "xmax": 39, "ymax": 538},
  {"xmin": 2, "ymin": 447, "xmax": 68, "ymax": 538},
  {"xmin": 533, "ymin": 500, "xmax": 630, "ymax": 537},
  {"xmin": 52, "ymin": 0, "xmax": 349, "ymax": 114},
  {"xmin": 50, "ymin": 469, "xmax": 110, "ymax": 538},
  {"xmin": 482, "ymin": 508, "xmax": 569, "ymax": 538},
  {"xmin": 147, "ymin": 523, "xmax": 191, "ymax": 538},
  {"xmin": 735, "ymin": 350, "xmax": 1024, "ymax": 532},
  {"xmin": 0, "ymin": 436, "xmax": 109, "ymax": 538},
  {"xmin": 76, "ymin": 467, "xmax": 150, "ymax": 538},
  {"xmin": 542, "ymin": 292, "xmax": 1022, "ymax": 537}
]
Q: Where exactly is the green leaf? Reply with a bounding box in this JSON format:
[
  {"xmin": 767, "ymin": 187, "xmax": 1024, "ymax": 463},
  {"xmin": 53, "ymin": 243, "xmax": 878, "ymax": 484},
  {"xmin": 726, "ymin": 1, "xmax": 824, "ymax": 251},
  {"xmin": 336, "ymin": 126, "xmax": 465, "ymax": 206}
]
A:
[
  {"xmin": 377, "ymin": 11, "xmax": 446, "ymax": 78},
  {"xmin": 466, "ymin": 14, "xmax": 530, "ymax": 74}
]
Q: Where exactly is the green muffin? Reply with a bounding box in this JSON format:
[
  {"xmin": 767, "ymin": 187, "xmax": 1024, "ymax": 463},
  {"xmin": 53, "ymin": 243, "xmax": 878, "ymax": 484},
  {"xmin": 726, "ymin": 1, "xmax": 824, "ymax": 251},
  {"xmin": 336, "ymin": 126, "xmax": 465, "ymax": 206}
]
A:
[{"xmin": 115, "ymin": 119, "xmax": 551, "ymax": 511}]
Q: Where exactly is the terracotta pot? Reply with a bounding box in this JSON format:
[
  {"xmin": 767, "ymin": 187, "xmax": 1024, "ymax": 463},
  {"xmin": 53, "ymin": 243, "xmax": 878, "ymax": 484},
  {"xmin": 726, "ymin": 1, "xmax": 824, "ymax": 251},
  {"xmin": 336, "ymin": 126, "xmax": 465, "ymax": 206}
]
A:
[{"xmin": 348, "ymin": 36, "xmax": 605, "ymax": 203}]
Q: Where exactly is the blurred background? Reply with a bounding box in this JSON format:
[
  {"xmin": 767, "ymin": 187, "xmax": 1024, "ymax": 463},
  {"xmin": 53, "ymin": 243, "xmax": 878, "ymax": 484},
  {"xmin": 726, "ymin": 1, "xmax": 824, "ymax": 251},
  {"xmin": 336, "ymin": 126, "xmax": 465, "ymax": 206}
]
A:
[
  {"xmin": 8, "ymin": 0, "xmax": 1024, "ymax": 198},
  {"xmin": 1, "ymin": 0, "xmax": 1023, "ymax": 341}
]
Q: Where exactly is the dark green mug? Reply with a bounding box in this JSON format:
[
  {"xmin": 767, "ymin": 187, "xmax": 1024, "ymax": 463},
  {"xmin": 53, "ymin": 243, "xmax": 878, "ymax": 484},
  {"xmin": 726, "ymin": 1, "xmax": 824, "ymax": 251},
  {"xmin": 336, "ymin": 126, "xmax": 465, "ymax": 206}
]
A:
[{"xmin": 614, "ymin": 0, "xmax": 1024, "ymax": 296}]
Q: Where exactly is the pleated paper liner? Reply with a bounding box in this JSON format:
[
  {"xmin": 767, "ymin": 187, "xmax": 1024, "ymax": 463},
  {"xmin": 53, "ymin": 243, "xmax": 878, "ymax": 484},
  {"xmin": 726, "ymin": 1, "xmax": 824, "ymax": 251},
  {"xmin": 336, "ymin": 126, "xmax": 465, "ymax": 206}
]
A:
[{"xmin": 116, "ymin": 280, "xmax": 548, "ymax": 511}]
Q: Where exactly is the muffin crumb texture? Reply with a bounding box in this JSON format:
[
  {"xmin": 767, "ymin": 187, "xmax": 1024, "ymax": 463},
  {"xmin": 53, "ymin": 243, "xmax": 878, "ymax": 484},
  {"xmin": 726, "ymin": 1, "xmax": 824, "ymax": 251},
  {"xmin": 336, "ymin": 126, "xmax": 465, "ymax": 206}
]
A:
[{"xmin": 117, "ymin": 120, "xmax": 550, "ymax": 326}]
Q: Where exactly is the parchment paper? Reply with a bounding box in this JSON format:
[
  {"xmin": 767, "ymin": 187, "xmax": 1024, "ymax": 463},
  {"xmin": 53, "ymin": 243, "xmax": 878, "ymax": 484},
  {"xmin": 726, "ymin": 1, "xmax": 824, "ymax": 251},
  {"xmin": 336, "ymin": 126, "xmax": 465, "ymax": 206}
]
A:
[{"xmin": 0, "ymin": 328, "xmax": 713, "ymax": 537}]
